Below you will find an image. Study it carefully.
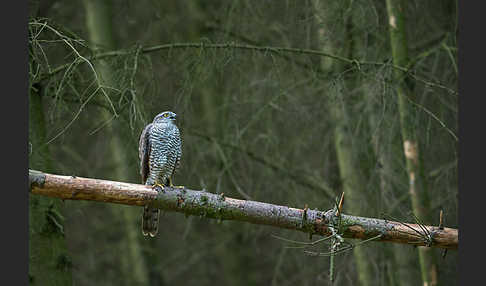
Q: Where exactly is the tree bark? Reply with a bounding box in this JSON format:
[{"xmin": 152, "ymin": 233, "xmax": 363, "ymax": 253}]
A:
[
  {"xmin": 367, "ymin": 87, "xmax": 418, "ymax": 286},
  {"xmin": 311, "ymin": 0, "xmax": 375, "ymax": 284},
  {"xmin": 30, "ymin": 169, "xmax": 458, "ymax": 250},
  {"xmin": 29, "ymin": 85, "xmax": 73, "ymax": 285},
  {"xmin": 83, "ymin": 1, "xmax": 149, "ymax": 285},
  {"xmin": 385, "ymin": 1, "xmax": 439, "ymax": 285}
]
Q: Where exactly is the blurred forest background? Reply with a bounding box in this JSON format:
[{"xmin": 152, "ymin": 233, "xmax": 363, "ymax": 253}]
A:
[{"xmin": 28, "ymin": 0, "xmax": 458, "ymax": 285}]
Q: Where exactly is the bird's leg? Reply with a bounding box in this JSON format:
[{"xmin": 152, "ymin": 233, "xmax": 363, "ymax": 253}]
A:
[
  {"xmin": 151, "ymin": 182, "xmax": 165, "ymax": 193},
  {"xmin": 169, "ymin": 177, "xmax": 185, "ymax": 189}
]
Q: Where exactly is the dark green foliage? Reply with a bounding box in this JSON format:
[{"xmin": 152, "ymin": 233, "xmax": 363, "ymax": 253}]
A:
[{"xmin": 28, "ymin": 0, "xmax": 457, "ymax": 285}]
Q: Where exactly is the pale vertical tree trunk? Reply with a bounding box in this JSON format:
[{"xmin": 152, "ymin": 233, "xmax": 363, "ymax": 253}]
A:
[
  {"xmin": 83, "ymin": 1, "xmax": 149, "ymax": 285},
  {"xmin": 311, "ymin": 1, "xmax": 374, "ymax": 285},
  {"xmin": 385, "ymin": 0, "xmax": 438, "ymax": 285}
]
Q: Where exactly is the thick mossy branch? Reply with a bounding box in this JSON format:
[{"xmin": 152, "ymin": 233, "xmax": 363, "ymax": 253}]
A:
[{"xmin": 29, "ymin": 169, "xmax": 457, "ymax": 250}]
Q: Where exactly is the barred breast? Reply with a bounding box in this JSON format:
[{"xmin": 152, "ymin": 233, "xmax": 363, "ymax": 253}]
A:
[{"xmin": 147, "ymin": 121, "xmax": 182, "ymax": 186}]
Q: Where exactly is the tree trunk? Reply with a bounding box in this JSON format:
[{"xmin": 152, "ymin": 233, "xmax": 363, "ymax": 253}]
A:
[
  {"xmin": 83, "ymin": 1, "xmax": 149, "ymax": 285},
  {"xmin": 28, "ymin": 2, "xmax": 73, "ymax": 283},
  {"xmin": 311, "ymin": 1, "xmax": 375, "ymax": 284},
  {"xmin": 385, "ymin": 0, "xmax": 438, "ymax": 285},
  {"xmin": 367, "ymin": 84, "xmax": 420, "ymax": 286},
  {"xmin": 29, "ymin": 83, "xmax": 73, "ymax": 285}
]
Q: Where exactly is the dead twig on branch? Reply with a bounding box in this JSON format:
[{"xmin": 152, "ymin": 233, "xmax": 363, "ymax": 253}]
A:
[{"xmin": 29, "ymin": 169, "xmax": 458, "ymax": 250}]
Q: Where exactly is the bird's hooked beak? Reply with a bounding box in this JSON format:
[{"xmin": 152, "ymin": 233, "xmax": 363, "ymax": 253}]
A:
[{"xmin": 170, "ymin": 113, "xmax": 177, "ymax": 120}]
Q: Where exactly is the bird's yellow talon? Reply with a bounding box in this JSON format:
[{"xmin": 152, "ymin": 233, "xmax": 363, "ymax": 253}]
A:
[
  {"xmin": 168, "ymin": 178, "xmax": 185, "ymax": 189},
  {"xmin": 152, "ymin": 183, "xmax": 165, "ymax": 192}
]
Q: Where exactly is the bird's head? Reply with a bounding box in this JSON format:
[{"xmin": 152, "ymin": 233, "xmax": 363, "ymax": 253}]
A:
[{"xmin": 153, "ymin": 111, "xmax": 177, "ymax": 123}]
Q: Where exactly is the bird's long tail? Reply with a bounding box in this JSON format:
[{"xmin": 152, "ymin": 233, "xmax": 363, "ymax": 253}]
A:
[{"xmin": 142, "ymin": 205, "xmax": 160, "ymax": 237}]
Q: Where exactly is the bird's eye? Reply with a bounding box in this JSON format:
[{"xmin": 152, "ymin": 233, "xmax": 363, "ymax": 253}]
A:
[{"xmin": 163, "ymin": 113, "xmax": 169, "ymax": 118}]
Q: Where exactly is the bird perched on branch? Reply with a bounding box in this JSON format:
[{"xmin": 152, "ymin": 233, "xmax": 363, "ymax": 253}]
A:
[{"xmin": 138, "ymin": 111, "xmax": 183, "ymax": 237}]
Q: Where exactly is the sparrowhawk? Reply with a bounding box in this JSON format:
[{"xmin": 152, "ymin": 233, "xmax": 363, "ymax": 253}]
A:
[{"xmin": 139, "ymin": 111, "xmax": 182, "ymax": 237}]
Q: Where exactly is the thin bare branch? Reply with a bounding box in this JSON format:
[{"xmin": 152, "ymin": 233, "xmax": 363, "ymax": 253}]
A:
[{"xmin": 33, "ymin": 41, "xmax": 457, "ymax": 96}]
